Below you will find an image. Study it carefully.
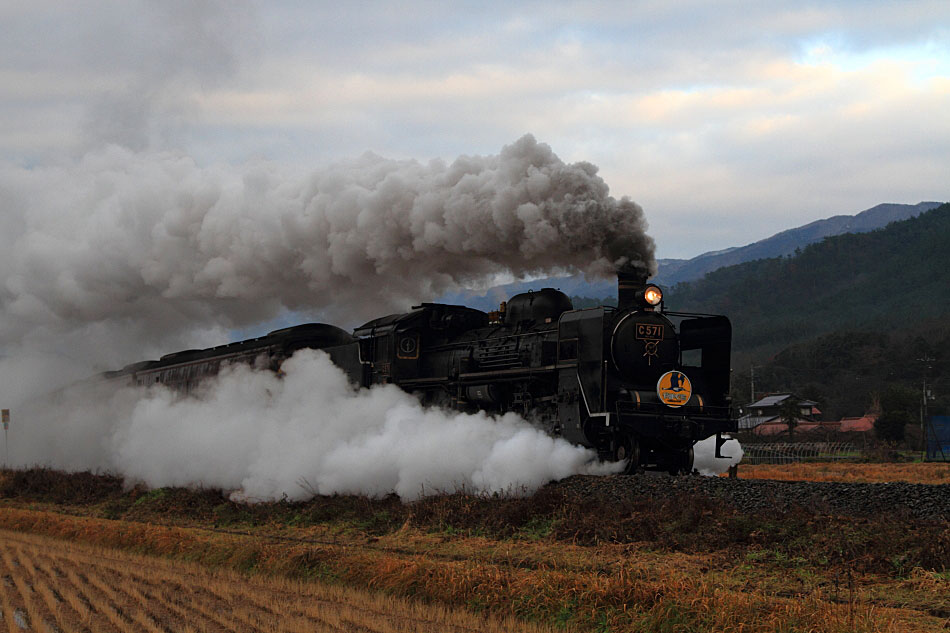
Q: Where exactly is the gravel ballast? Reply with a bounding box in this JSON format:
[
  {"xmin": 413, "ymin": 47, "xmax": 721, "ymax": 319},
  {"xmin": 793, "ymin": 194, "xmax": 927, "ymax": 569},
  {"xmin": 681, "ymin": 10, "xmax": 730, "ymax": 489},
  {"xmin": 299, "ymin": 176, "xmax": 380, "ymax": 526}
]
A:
[{"xmin": 551, "ymin": 474, "xmax": 950, "ymax": 521}]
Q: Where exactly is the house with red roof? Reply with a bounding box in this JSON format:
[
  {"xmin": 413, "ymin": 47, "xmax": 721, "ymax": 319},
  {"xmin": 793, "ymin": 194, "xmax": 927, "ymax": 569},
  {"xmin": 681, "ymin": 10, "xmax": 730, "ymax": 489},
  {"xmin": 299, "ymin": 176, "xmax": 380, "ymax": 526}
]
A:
[{"xmin": 838, "ymin": 414, "xmax": 877, "ymax": 433}]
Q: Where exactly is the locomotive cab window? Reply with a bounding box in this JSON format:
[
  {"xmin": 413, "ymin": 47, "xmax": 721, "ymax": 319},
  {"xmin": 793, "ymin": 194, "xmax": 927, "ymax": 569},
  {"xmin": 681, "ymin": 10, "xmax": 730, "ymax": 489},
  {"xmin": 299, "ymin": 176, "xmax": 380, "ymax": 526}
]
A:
[
  {"xmin": 359, "ymin": 338, "xmax": 375, "ymax": 363},
  {"xmin": 681, "ymin": 348, "xmax": 702, "ymax": 367}
]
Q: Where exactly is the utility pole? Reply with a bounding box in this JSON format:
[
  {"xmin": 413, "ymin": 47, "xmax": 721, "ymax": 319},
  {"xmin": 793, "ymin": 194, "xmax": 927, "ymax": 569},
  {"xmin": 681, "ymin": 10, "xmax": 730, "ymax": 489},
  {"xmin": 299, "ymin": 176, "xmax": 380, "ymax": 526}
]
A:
[
  {"xmin": 1, "ymin": 409, "xmax": 8, "ymax": 468},
  {"xmin": 917, "ymin": 356, "xmax": 934, "ymax": 454},
  {"xmin": 750, "ymin": 365, "xmax": 756, "ymax": 404}
]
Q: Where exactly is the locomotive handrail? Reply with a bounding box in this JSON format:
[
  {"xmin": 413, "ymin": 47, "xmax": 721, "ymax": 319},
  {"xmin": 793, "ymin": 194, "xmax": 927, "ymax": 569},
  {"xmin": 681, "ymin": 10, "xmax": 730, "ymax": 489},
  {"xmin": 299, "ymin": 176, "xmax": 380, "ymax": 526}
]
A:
[
  {"xmin": 458, "ymin": 364, "xmax": 558, "ymax": 381},
  {"xmin": 419, "ymin": 327, "xmax": 559, "ymax": 354},
  {"xmin": 398, "ymin": 363, "xmax": 563, "ymax": 388},
  {"xmin": 661, "ymin": 310, "xmax": 733, "ymax": 319}
]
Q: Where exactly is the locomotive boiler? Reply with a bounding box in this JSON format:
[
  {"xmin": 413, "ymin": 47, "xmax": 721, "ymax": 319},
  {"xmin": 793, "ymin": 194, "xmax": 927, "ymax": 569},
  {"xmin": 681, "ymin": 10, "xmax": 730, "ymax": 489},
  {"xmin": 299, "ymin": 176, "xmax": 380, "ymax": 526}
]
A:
[{"xmin": 107, "ymin": 273, "xmax": 736, "ymax": 474}]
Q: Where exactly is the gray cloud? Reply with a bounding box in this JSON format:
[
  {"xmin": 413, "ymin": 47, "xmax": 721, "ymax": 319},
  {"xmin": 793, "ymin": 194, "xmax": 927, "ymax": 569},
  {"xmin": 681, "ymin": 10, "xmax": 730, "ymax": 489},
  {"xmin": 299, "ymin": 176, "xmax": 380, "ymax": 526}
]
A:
[{"xmin": 0, "ymin": 1, "xmax": 946, "ymax": 259}]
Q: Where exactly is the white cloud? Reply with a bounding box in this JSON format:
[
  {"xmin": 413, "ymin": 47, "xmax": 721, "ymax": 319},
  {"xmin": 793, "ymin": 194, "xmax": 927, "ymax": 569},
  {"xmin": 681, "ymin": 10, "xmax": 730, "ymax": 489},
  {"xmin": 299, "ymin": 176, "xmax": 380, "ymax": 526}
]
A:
[{"xmin": 0, "ymin": 1, "xmax": 947, "ymax": 258}]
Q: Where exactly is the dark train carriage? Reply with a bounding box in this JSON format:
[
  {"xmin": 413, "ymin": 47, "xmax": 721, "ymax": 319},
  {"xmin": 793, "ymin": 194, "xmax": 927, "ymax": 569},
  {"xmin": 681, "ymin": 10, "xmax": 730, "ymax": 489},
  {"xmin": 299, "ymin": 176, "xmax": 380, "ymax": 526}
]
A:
[{"xmin": 114, "ymin": 323, "xmax": 357, "ymax": 393}]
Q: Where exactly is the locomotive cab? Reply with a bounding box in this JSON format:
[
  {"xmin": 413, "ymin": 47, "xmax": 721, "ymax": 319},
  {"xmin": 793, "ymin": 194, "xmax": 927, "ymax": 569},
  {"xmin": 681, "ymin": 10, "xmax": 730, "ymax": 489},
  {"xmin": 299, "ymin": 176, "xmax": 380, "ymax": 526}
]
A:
[{"xmin": 353, "ymin": 304, "xmax": 488, "ymax": 386}]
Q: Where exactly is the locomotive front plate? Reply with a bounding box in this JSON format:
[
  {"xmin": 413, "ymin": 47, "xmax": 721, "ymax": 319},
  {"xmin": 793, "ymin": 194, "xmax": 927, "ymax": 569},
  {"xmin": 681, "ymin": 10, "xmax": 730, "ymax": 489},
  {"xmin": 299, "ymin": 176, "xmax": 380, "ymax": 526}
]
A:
[{"xmin": 657, "ymin": 370, "xmax": 692, "ymax": 408}]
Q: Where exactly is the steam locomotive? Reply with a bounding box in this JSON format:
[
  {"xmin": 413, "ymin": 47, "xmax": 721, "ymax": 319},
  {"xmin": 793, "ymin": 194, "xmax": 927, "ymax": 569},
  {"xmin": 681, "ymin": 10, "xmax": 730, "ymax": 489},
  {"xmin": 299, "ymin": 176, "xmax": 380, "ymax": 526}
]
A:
[{"xmin": 105, "ymin": 273, "xmax": 736, "ymax": 474}]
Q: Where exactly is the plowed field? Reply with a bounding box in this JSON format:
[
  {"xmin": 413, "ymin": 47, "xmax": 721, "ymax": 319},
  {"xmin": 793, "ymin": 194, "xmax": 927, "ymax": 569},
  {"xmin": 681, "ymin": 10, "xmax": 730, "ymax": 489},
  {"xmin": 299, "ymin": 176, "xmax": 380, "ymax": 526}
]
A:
[{"xmin": 0, "ymin": 529, "xmax": 549, "ymax": 633}]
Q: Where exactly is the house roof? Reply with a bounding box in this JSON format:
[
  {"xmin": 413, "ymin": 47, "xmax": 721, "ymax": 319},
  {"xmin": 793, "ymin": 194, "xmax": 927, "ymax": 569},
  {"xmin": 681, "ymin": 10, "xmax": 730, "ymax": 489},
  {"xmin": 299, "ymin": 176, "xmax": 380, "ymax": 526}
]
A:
[
  {"xmin": 737, "ymin": 414, "xmax": 779, "ymax": 429},
  {"xmin": 749, "ymin": 393, "xmax": 818, "ymax": 408},
  {"xmin": 839, "ymin": 415, "xmax": 876, "ymax": 432}
]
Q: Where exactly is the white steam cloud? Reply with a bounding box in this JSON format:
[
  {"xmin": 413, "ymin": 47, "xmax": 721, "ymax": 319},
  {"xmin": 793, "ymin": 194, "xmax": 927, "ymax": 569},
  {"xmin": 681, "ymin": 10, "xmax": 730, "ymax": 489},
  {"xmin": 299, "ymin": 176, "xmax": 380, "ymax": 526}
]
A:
[
  {"xmin": 11, "ymin": 350, "xmax": 618, "ymax": 500},
  {"xmin": 693, "ymin": 436, "xmax": 743, "ymax": 476}
]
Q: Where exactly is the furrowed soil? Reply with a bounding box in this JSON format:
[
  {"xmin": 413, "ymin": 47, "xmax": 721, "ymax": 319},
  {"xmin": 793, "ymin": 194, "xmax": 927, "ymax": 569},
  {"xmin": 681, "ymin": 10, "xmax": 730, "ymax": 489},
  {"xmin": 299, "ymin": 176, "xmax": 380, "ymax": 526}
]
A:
[
  {"xmin": 0, "ymin": 466, "xmax": 947, "ymax": 633},
  {"xmin": 0, "ymin": 528, "xmax": 548, "ymax": 633}
]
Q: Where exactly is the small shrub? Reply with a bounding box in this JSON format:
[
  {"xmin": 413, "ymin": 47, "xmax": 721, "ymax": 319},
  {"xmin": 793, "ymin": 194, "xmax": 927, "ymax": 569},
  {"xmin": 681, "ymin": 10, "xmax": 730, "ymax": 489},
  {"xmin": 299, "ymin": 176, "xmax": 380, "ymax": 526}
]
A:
[{"xmin": 0, "ymin": 467, "xmax": 123, "ymax": 504}]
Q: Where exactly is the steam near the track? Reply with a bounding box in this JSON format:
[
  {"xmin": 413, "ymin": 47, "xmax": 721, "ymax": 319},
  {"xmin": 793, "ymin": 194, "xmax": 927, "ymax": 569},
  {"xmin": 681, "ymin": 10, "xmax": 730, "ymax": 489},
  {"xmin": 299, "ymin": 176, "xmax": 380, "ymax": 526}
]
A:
[
  {"xmin": 0, "ymin": 136, "xmax": 740, "ymax": 499},
  {"xmin": 693, "ymin": 436, "xmax": 743, "ymax": 475},
  {"xmin": 0, "ymin": 0, "xmax": 730, "ymax": 498},
  {"xmin": 0, "ymin": 136, "xmax": 653, "ymax": 362},
  {"xmin": 13, "ymin": 350, "xmax": 622, "ymax": 500}
]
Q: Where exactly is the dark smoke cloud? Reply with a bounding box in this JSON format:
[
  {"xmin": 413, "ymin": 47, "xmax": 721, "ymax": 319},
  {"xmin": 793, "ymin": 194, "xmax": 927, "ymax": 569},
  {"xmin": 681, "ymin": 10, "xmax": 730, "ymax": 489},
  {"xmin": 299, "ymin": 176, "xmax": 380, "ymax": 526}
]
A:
[{"xmin": 0, "ymin": 135, "xmax": 654, "ymax": 368}]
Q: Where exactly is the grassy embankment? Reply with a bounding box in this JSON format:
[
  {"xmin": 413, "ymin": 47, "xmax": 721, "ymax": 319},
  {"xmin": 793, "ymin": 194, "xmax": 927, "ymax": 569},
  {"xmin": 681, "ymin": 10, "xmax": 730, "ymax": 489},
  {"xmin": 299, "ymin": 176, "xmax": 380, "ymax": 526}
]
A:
[{"xmin": 0, "ymin": 467, "xmax": 947, "ymax": 632}]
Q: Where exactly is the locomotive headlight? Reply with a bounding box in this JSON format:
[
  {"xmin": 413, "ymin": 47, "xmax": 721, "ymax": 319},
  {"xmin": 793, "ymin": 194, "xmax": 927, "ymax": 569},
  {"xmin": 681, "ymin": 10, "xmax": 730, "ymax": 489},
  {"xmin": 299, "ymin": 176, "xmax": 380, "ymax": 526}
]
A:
[{"xmin": 642, "ymin": 285, "xmax": 663, "ymax": 306}]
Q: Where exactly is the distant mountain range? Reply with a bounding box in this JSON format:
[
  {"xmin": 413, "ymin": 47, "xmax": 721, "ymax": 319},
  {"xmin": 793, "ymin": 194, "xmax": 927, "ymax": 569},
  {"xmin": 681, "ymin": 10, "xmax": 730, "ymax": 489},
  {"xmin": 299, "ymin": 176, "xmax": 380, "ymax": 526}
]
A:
[
  {"xmin": 439, "ymin": 201, "xmax": 944, "ymax": 311},
  {"xmin": 653, "ymin": 201, "xmax": 943, "ymax": 286},
  {"xmin": 667, "ymin": 201, "xmax": 950, "ymax": 354},
  {"xmin": 665, "ymin": 202, "xmax": 950, "ymax": 419}
]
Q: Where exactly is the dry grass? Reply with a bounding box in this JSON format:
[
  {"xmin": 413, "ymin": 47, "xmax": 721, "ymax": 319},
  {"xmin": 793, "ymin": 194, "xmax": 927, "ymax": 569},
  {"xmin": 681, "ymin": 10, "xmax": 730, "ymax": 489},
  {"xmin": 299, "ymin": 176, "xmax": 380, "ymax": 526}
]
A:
[
  {"xmin": 734, "ymin": 462, "xmax": 950, "ymax": 484},
  {"xmin": 1, "ymin": 506, "xmax": 946, "ymax": 632},
  {"xmin": 0, "ymin": 528, "xmax": 555, "ymax": 633},
  {"xmin": 0, "ymin": 468, "xmax": 947, "ymax": 631}
]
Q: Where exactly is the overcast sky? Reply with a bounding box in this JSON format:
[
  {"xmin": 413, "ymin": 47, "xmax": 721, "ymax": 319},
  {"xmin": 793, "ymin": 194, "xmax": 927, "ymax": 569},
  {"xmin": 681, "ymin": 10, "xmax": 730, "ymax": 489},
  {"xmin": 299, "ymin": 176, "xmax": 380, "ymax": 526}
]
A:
[{"xmin": 2, "ymin": 1, "xmax": 948, "ymax": 259}]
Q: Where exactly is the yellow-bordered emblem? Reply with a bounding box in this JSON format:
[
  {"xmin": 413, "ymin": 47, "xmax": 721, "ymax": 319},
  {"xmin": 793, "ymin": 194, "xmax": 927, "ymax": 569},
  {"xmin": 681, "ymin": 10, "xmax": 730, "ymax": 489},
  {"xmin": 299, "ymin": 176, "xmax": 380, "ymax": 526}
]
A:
[{"xmin": 657, "ymin": 371, "xmax": 692, "ymax": 408}]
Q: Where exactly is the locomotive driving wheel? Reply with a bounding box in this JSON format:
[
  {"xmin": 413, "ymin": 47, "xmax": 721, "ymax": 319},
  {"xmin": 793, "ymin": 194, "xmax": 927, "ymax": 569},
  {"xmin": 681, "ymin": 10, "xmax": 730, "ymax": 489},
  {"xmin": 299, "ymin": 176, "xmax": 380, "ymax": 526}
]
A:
[{"xmin": 614, "ymin": 435, "xmax": 640, "ymax": 475}]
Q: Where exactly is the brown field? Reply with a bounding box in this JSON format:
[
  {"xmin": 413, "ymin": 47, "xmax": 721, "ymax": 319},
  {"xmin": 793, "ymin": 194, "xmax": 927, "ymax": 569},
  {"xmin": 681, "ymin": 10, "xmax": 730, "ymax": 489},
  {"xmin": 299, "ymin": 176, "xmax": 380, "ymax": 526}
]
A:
[
  {"xmin": 0, "ymin": 505, "xmax": 947, "ymax": 632},
  {"xmin": 0, "ymin": 468, "xmax": 947, "ymax": 632},
  {"xmin": 734, "ymin": 461, "xmax": 950, "ymax": 484},
  {"xmin": 0, "ymin": 528, "xmax": 553, "ymax": 633}
]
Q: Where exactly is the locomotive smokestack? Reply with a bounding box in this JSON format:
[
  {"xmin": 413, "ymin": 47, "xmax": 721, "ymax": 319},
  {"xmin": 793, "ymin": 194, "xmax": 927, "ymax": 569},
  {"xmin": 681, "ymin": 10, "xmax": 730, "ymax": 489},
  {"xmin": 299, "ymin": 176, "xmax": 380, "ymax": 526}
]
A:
[{"xmin": 617, "ymin": 268, "xmax": 648, "ymax": 311}]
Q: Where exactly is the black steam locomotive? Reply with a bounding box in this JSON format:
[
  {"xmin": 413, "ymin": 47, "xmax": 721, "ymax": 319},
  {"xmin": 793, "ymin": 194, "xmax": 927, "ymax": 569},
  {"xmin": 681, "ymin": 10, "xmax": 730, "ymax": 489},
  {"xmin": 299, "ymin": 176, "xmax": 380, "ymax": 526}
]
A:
[{"xmin": 106, "ymin": 273, "xmax": 735, "ymax": 474}]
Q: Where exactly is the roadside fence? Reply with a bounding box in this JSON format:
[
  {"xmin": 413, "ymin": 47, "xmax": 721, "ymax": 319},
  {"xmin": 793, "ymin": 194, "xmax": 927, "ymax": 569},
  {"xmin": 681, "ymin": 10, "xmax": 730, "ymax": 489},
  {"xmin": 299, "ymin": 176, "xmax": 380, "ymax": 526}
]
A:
[{"xmin": 741, "ymin": 442, "xmax": 859, "ymax": 465}]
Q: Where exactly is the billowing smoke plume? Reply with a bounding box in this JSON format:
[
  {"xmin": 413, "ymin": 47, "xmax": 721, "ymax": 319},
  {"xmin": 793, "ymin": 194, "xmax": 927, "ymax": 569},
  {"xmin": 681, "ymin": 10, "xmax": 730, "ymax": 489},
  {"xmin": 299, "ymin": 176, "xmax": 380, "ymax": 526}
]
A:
[
  {"xmin": 12, "ymin": 350, "xmax": 619, "ymax": 500},
  {"xmin": 0, "ymin": 135, "xmax": 653, "ymax": 369}
]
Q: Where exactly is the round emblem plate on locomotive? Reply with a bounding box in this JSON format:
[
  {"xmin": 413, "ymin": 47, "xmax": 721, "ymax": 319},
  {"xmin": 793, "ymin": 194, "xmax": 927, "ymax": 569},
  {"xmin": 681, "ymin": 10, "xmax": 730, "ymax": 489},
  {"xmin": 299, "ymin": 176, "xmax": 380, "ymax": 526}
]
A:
[
  {"xmin": 399, "ymin": 336, "xmax": 417, "ymax": 355},
  {"xmin": 656, "ymin": 370, "xmax": 692, "ymax": 408}
]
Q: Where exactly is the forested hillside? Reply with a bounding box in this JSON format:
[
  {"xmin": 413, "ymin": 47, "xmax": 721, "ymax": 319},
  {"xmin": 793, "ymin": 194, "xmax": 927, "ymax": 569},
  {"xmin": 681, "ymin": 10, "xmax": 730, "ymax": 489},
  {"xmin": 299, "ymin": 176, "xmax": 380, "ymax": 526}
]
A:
[
  {"xmin": 667, "ymin": 203, "xmax": 950, "ymax": 417},
  {"xmin": 653, "ymin": 201, "xmax": 941, "ymax": 285}
]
